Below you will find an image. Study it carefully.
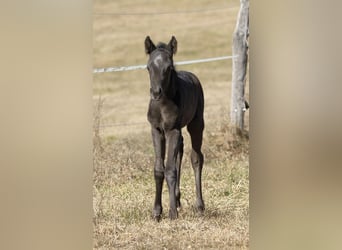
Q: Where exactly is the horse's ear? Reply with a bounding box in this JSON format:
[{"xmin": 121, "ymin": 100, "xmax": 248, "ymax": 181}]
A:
[
  {"xmin": 168, "ymin": 36, "xmax": 177, "ymax": 55},
  {"xmin": 145, "ymin": 36, "xmax": 156, "ymax": 54}
]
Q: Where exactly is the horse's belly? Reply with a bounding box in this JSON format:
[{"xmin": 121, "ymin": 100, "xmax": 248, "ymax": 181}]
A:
[{"xmin": 180, "ymin": 95, "xmax": 198, "ymax": 127}]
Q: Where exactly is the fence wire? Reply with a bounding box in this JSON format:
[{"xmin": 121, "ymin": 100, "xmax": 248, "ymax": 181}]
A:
[{"xmin": 93, "ymin": 55, "xmax": 237, "ymax": 73}]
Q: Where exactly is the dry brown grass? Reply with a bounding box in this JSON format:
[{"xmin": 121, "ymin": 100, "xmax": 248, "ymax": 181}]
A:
[
  {"xmin": 93, "ymin": 118, "xmax": 249, "ymax": 249},
  {"xmin": 93, "ymin": 0, "xmax": 248, "ymax": 248}
]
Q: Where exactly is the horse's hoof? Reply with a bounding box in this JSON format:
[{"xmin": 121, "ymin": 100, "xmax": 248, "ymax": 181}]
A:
[
  {"xmin": 169, "ymin": 209, "xmax": 178, "ymax": 220},
  {"xmin": 152, "ymin": 213, "xmax": 162, "ymax": 222},
  {"xmin": 152, "ymin": 207, "xmax": 163, "ymax": 222},
  {"xmin": 195, "ymin": 201, "xmax": 205, "ymax": 214}
]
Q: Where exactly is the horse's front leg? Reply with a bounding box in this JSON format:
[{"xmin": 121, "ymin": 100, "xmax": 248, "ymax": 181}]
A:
[
  {"xmin": 151, "ymin": 127, "xmax": 165, "ymax": 221},
  {"xmin": 165, "ymin": 129, "xmax": 182, "ymax": 220}
]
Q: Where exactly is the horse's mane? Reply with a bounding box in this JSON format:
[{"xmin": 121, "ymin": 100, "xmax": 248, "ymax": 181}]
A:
[
  {"xmin": 156, "ymin": 42, "xmax": 173, "ymax": 57},
  {"xmin": 156, "ymin": 42, "xmax": 168, "ymax": 49}
]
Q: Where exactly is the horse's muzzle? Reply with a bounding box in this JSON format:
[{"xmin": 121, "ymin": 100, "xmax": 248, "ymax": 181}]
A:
[{"xmin": 150, "ymin": 87, "xmax": 162, "ymax": 100}]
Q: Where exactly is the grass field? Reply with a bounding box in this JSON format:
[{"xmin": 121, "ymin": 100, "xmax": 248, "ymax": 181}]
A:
[{"xmin": 93, "ymin": 0, "xmax": 249, "ymax": 248}]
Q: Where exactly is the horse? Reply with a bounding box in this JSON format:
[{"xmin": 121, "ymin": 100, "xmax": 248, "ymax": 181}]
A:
[{"xmin": 144, "ymin": 35, "xmax": 205, "ymax": 220}]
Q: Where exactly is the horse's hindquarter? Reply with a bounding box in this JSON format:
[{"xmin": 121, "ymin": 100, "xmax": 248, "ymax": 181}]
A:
[{"xmin": 176, "ymin": 71, "xmax": 204, "ymax": 127}]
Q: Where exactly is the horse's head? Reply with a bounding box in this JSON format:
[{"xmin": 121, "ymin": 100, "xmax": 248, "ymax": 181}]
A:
[{"xmin": 144, "ymin": 36, "xmax": 177, "ymax": 100}]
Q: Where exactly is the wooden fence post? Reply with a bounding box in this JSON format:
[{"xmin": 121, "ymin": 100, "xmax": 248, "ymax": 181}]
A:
[{"xmin": 230, "ymin": 0, "xmax": 249, "ymax": 135}]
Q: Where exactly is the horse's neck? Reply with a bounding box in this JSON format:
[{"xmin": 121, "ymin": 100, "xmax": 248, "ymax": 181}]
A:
[{"xmin": 165, "ymin": 69, "xmax": 177, "ymax": 99}]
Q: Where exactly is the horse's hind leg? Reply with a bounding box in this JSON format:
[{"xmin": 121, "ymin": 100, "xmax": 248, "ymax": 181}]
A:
[
  {"xmin": 176, "ymin": 135, "xmax": 184, "ymax": 209},
  {"xmin": 187, "ymin": 118, "xmax": 205, "ymax": 213}
]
